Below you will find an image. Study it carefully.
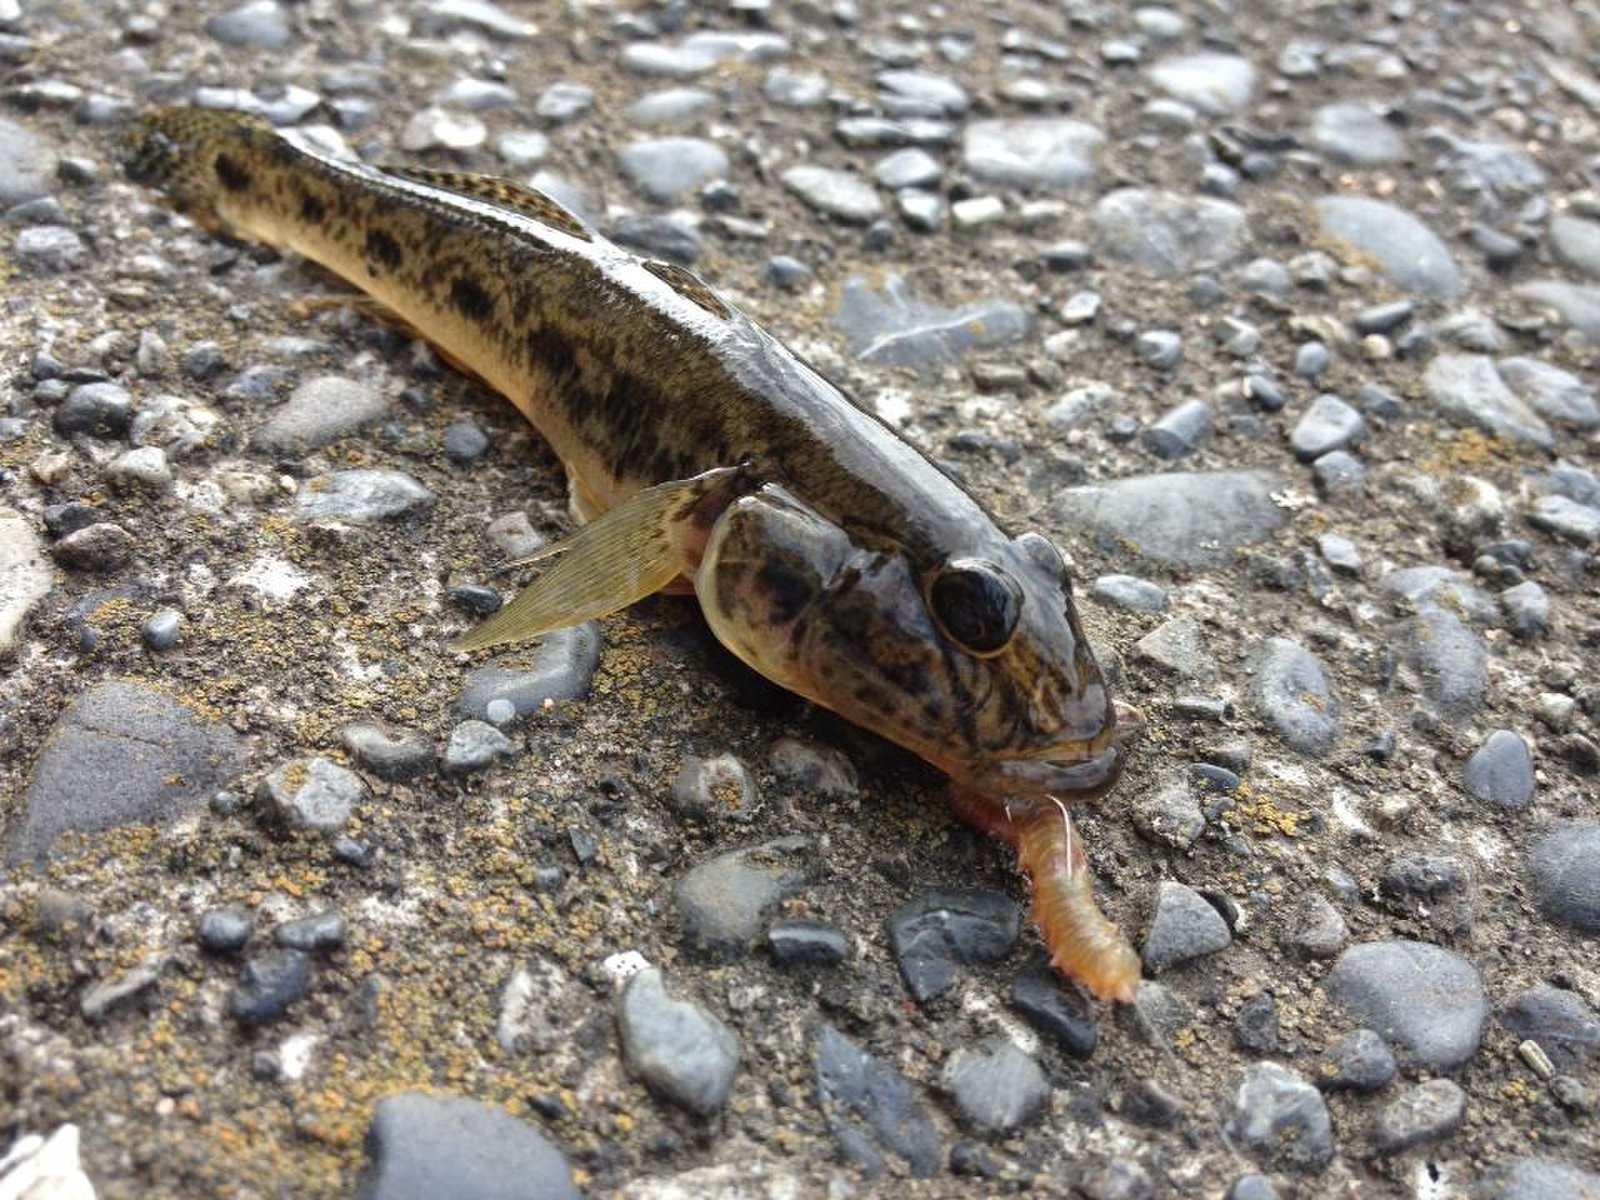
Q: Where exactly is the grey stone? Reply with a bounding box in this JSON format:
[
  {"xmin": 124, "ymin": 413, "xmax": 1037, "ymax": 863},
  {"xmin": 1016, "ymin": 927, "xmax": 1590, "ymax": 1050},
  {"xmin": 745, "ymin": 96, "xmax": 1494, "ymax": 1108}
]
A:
[
  {"xmin": 1313, "ymin": 450, "xmax": 1367, "ymax": 498},
  {"xmin": 206, "ymin": 0, "xmax": 290, "ymax": 48},
  {"xmin": 767, "ymin": 919, "xmax": 850, "ymax": 967},
  {"xmin": 1318, "ymin": 533, "xmax": 1362, "ymax": 574},
  {"xmin": 1223, "ymin": 1062, "xmax": 1334, "ymax": 1173},
  {"xmin": 877, "ymin": 70, "xmax": 968, "ymax": 117},
  {"xmin": 962, "ymin": 118, "xmax": 1103, "ymax": 190},
  {"xmin": 763, "ymin": 68, "xmax": 829, "ymax": 109},
  {"xmin": 889, "ymin": 890, "xmax": 1020, "ymax": 1003},
  {"xmin": 340, "ymin": 721, "xmax": 432, "ymax": 781},
  {"xmin": 780, "ymin": 165, "xmax": 881, "ymax": 224},
  {"xmin": 55, "ymin": 382, "xmax": 132, "ymax": 437},
  {"xmin": 1092, "ymin": 574, "xmax": 1168, "ymax": 613},
  {"xmin": 106, "ymin": 447, "xmax": 171, "ymax": 492},
  {"xmin": 1550, "ymin": 214, "xmax": 1600, "ymax": 279},
  {"xmin": 357, "ymin": 1092, "xmax": 579, "ymax": 1200},
  {"xmin": 1147, "ymin": 54, "xmax": 1255, "ymax": 115},
  {"xmin": 198, "ymin": 906, "xmax": 254, "ymax": 953},
  {"xmin": 1327, "ymin": 940, "xmax": 1487, "ymax": 1069},
  {"xmin": 1248, "ymin": 638, "xmax": 1340, "ymax": 757},
  {"xmin": 618, "ymin": 138, "xmax": 729, "ymax": 203},
  {"xmin": 1133, "ymin": 617, "xmax": 1217, "ymax": 682},
  {"xmin": 15, "ymin": 225, "xmax": 84, "ymax": 273},
  {"xmin": 675, "ymin": 836, "xmax": 813, "ymax": 956},
  {"xmin": 1378, "ymin": 853, "xmax": 1476, "ymax": 936},
  {"xmin": 275, "ymin": 909, "xmax": 346, "ymax": 952},
  {"xmin": 1294, "ymin": 342, "xmax": 1331, "ymax": 380},
  {"xmin": 256, "ymin": 375, "xmax": 388, "ymax": 453},
  {"xmin": 50, "ymin": 523, "xmax": 135, "ymax": 573},
  {"xmin": 1372, "ymin": 1079, "xmax": 1466, "ymax": 1154},
  {"xmin": 769, "ymin": 737, "xmax": 857, "ymax": 799},
  {"xmin": 1286, "ymin": 894, "xmax": 1349, "ymax": 960},
  {"xmin": 1093, "ymin": 189, "xmax": 1248, "ymax": 275},
  {"xmin": 455, "ymin": 623, "xmax": 602, "ymax": 718},
  {"xmin": 874, "ymin": 148, "xmax": 942, "ymax": 190},
  {"xmin": 1131, "ymin": 773, "xmax": 1205, "ymax": 851},
  {"xmin": 1310, "ymin": 103, "xmax": 1406, "ymax": 165},
  {"xmin": 1514, "ymin": 280, "xmax": 1600, "ymax": 341},
  {"xmin": 1495, "ymin": 357, "xmax": 1599, "ymax": 430},
  {"xmin": 1011, "ymin": 957, "xmax": 1097, "ymax": 1060},
  {"xmin": 0, "ymin": 116, "xmax": 57, "ymax": 205},
  {"xmin": 1134, "ymin": 330, "xmax": 1184, "ymax": 372},
  {"xmin": 1530, "ymin": 495, "xmax": 1600, "ymax": 545},
  {"xmin": 295, "ymin": 470, "xmax": 434, "ymax": 523},
  {"xmin": 1054, "ymin": 470, "xmax": 1288, "ymax": 569},
  {"xmin": 1315, "ymin": 195, "xmax": 1460, "ymax": 299},
  {"xmin": 1142, "ymin": 881, "xmax": 1231, "ymax": 973},
  {"xmin": 434, "ymin": 79, "xmax": 518, "ymax": 111},
  {"xmin": 624, "ymin": 87, "xmax": 715, "ymax": 127},
  {"xmin": 942, "ymin": 1040, "xmax": 1050, "ymax": 1136},
  {"xmin": 814, "ymin": 1024, "xmax": 940, "ymax": 1178},
  {"xmin": 1423, "ymin": 355, "xmax": 1553, "ymax": 450},
  {"xmin": 534, "ymin": 81, "xmax": 593, "ymax": 122},
  {"xmin": 668, "ymin": 754, "xmax": 759, "ymax": 825},
  {"xmin": 399, "ymin": 108, "xmax": 487, "ymax": 153},
  {"xmin": 1527, "ymin": 824, "xmax": 1600, "ymax": 933},
  {"xmin": 1401, "ymin": 605, "xmax": 1487, "ymax": 719},
  {"xmin": 617, "ymin": 968, "xmax": 739, "ymax": 1117},
  {"xmin": 1463, "ymin": 730, "xmax": 1534, "ymax": 809},
  {"xmin": 442, "ymin": 721, "xmax": 515, "ymax": 774},
  {"xmin": 834, "ymin": 274, "xmax": 1028, "ymax": 370},
  {"xmin": 80, "ymin": 957, "xmax": 165, "ymax": 1022},
  {"xmin": 1498, "ymin": 985, "xmax": 1600, "ymax": 1072},
  {"xmin": 1291, "ymin": 395, "xmax": 1365, "ymax": 461},
  {"xmin": 257, "ymin": 756, "xmax": 366, "ymax": 833},
  {"xmin": 1314, "ymin": 1027, "xmax": 1396, "ymax": 1092},
  {"xmin": 441, "ymin": 421, "xmax": 490, "ymax": 464},
  {"xmin": 1500, "ymin": 581, "xmax": 1550, "ymax": 639},
  {"xmin": 0, "ymin": 505, "xmax": 51, "ymax": 655},
  {"xmin": 1474, "ymin": 1157, "xmax": 1600, "ymax": 1200},
  {"xmin": 230, "ymin": 949, "xmax": 311, "ymax": 1023},
  {"xmin": 421, "ymin": 0, "xmax": 537, "ymax": 40},
  {"xmin": 9, "ymin": 682, "xmax": 247, "ymax": 862}
]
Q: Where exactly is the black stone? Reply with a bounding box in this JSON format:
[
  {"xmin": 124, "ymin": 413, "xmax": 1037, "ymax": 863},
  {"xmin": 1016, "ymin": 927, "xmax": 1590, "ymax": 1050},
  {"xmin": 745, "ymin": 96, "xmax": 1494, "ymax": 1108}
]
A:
[
  {"xmin": 812, "ymin": 1023, "xmax": 940, "ymax": 1178},
  {"xmin": 889, "ymin": 890, "xmax": 1020, "ymax": 1003},
  {"xmin": 230, "ymin": 949, "xmax": 311, "ymax": 1023},
  {"xmin": 1010, "ymin": 955, "xmax": 1097, "ymax": 1060},
  {"xmin": 768, "ymin": 918, "xmax": 850, "ymax": 967}
]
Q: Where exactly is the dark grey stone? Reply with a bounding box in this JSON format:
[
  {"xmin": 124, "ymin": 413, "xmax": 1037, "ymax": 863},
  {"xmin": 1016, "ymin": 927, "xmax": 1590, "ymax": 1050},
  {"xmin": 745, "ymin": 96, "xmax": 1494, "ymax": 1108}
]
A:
[
  {"xmin": 617, "ymin": 967, "xmax": 739, "ymax": 1117},
  {"xmin": 1286, "ymin": 894, "xmax": 1350, "ymax": 961},
  {"xmin": 1463, "ymin": 730, "xmax": 1535, "ymax": 809},
  {"xmin": 675, "ymin": 836, "xmax": 813, "ymax": 956},
  {"xmin": 9, "ymin": 681, "xmax": 248, "ymax": 862},
  {"xmin": 198, "ymin": 906, "xmax": 254, "ymax": 953},
  {"xmin": 813, "ymin": 1023, "xmax": 940, "ymax": 1178},
  {"xmin": 1143, "ymin": 399, "xmax": 1211, "ymax": 459},
  {"xmin": 441, "ymin": 420, "xmax": 490, "ymax": 464},
  {"xmin": 1312, "ymin": 450, "xmax": 1367, "ymax": 498},
  {"xmin": 1054, "ymin": 470, "xmax": 1287, "ymax": 569},
  {"xmin": 1091, "ymin": 574, "xmax": 1168, "ymax": 613},
  {"xmin": 55, "ymin": 382, "xmax": 132, "ymax": 438},
  {"xmin": 1234, "ymin": 993, "xmax": 1279, "ymax": 1055},
  {"xmin": 1423, "ymin": 354, "xmax": 1553, "ymax": 450},
  {"xmin": 1326, "ymin": 941, "xmax": 1486, "ymax": 1069},
  {"xmin": 1314, "ymin": 195, "xmax": 1460, "ymax": 299},
  {"xmin": 1498, "ymin": 985, "xmax": 1600, "ymax": 1072},
  {"xmin": 617, "ymin": 213, "xmax": 704, "ymax": 265},
  {"xmin": 1402, "ymin": 604, "xmax": 1487, "ymax": 718},
  {"xmin": 1500, "ymin": 581, "xmax": 1550, "ymax": 639},
  {"xmin": 767, "ymin": 918, "xmax": 850, "ymax": 967},
  {"xmin": 942, "ymin": 1040, "xmax": 1050, "ymax": 1136},
  {"xmin": 1247, "ymin": 638, "xmax": 1340, "ymax": 757},
  {"xmin": 455, "ymin": 623, "xmax": 602, "ymax": 719},
  {"xmin": 1314, "ymin": 1027, "xmax": 1397, "ymax": 1093},
  {"xmin": 1010, "ymin": 956, "xmax": 1097, "ymax": 1060},
  {"xmin": 1527, "ymin": 824, "xmax": 1600, "ymax": 933},
  {"xmin": 1378, "ymin": 853, "xmax": 1476, "ymax": 936},
  {"xmin": 340, "ymin": 721, "xmax": 433, "ymax": 782},
  {"xmin": 356, "ymin": 1091, "xmax": 579, "ymax": 1200},
  {"xmin": 1372, "ymin": 1079, "xmax": 1466, "ymax": 1154},
  {"xmin": 1223, "ymin": 1062, "xmax": 1334, "ymax": 1173},
  {"xmin": 230, "ymin": 948, "xmax": 311, "ymax": 1023},
  {"xmin": 1131, "ymin": 773, "xmax": 1205, "ymax": 851},
  {"xmin": 1291, "ymin": 395, "xmax": 1365, "ymax": 460},
  {"xmin": 890, "ymin": 889, "xmax": 1021, "ymax": 1003},
  {"xmin": 275, "ymin": 909, "xmax": 347, "ymax": 952},
  {"xmin": 1142, "ymin": 881, "xmax": 1231, "ymax": 973}
]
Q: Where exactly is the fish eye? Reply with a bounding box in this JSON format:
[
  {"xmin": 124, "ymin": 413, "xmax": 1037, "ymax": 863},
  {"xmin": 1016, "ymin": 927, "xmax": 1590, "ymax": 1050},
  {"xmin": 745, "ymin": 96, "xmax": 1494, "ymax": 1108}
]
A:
[{"xmin": 929, "ymin": 559, "xmax": 1023, "ymax": 655}]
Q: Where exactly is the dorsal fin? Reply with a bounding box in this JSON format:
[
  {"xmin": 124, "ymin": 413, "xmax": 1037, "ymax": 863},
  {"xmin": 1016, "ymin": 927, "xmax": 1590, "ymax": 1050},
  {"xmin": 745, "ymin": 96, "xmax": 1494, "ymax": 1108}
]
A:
[
  {"xmin": 381, "ymin": 165, "xmax": 593, "ymax": 242},
  {"xmin": 641, "ymin": 260, "xmax": 732, "ymax": 320}
]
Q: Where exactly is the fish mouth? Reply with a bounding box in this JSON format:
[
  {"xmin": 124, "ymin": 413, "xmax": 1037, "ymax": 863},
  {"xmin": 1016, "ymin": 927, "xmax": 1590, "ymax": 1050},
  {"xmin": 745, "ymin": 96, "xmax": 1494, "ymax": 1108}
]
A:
[{"xmin": 955, "ymin": 702, "xmax": 1143, "ymax": 802}]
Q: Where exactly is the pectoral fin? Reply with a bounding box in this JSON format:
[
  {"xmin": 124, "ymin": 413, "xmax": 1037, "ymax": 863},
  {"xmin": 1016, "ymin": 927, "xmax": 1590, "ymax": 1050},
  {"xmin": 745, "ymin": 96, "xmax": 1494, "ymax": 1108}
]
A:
[{"xmin": 452, "ymin": 466, "xmax": 752, "ymax": 652}]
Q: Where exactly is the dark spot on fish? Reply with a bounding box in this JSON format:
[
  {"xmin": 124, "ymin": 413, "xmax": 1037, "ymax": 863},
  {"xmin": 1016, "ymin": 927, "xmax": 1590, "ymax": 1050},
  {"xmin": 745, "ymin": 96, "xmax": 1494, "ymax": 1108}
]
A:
[
  {"xmin": 525, "ymin": 325, "xmax": 576, "ymax": 382},
  {"xmin": 213, "ymin": 153, "xmax": 251, "ymax": 192},
  {"xmin": 365, "ymin": 228, "xmax": 403, "ymax": 273},
  {"xmin": 450, "ymin": 276, "xmax": 493, "ymax": 324},
  {"xmin": 758, "ymin": 556, "xmax": 816, "ymax": 625},
  {"xmin": 298, "ymin": 189, "xmax": 327, "ymax": 223}
]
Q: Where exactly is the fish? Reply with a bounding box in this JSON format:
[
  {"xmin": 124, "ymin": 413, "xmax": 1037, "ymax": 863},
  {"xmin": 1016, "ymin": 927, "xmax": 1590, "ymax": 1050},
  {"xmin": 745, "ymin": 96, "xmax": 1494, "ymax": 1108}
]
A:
[{"xmin": 122, "ymin": 106, "xmax": 1144, "ymax": 1002}]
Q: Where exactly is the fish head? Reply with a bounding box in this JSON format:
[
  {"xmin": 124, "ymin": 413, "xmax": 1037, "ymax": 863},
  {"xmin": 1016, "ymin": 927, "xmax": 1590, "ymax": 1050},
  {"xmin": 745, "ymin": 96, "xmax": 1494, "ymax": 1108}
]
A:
[
  {"xmin": 696, "ymin": 486, "xmax": 1131, "ymax": 802},
  {"xmin": 121, "ymin": 106, "xmax": 277, "ymax": 229}
]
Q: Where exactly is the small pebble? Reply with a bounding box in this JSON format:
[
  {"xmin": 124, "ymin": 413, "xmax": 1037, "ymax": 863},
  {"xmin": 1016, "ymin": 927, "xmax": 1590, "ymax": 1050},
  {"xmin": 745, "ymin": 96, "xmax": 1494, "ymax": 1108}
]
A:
[
  {"xmin": 197, "ymin": 906, "xmax": 253, "ymax": 953},
  {"xmin": 141, "ymin": 608, "xmax": 182, "ymax": 650}
]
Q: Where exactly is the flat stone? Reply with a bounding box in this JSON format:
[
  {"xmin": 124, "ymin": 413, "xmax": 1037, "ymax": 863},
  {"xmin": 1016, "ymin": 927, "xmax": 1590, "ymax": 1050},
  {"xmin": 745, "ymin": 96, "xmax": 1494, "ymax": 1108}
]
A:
[
  {"xmin": 1326, "ymin": 940, "xmax": 1487, "ymax": 1069},
  {"xmin": 1423, "ymin": 354, "xmax": 1553, "ymax": 450},
  {"xmin": 1290, "ymin": 395, "xmax": 1365, "ymax": 460},
  {"xmin": 1133, "ymin": 617, "xmax": 1217, "ymax": 682},
  {"xmin": 295, "ymin": 470, "xmax": 434, "ymax": 523},
  {"xmin": 1463, "ymin": 730, "xmax": 1534, "ymax": 809},
  {"xmin": 874, "ymin": 148, "xmax": 942, "ymax": 190},
  {"xmin": 255, "ymin": 375, "xmax": 388, "ymax": 454},
  {"xmin": 1530, "ymin": 495, "xmax": 1600, "ymax": 545},
  {"xmin": 1550, "ymin": 214, "xmax": 1600, "ymax": 279},
  {"xmin": 1223, "ymin": 1062, "xmax": 1334, "ymax": 1173},
  {"xmin": 1400, "ymin": 605, "xmax": 1487, "ymax": 719},
  {"xmin": 1474, "ymin": 1157, "xmax": 1600, "ymax": 1200},
  {"xmin": 1054, "ymin": 470, "xmax": 1287, "ymax": 569},
  {"xmin": 1314, "ymin": 195, "xmax": 1460, "ymax": 300},
  {"xmin": 1147, "ymin": 53, "xmax": 1255, "ymax": 115},
  {"xmin": 1131, "ymin": 773, "xmax": 1205, "ymax": 851},
  {"xmin": 1310, "ymin": 103, "xmax": 1407, "ymax": 165},
  {"xmin": 618, "ymin": 137, "xmax": 729, "ymax": 203},
  {"xmin": 1498, "ymin": 985, "xmax": 1600, "ymax": 1072},
  {"xmin": 421, "ymin": 0, "xmax": 537, "ymax": 40},
  {"xmin": 834, "ymin": 274, "xmax": 1029, "ymax": 371},
  {"xmin": 1142, "ymin": 881, "xmax": 1231, "ymax": 973},
  {"xmin": 340, "ymin": 721, "xmax": 433, "ymax": 782},
  {"xmin": 257, "ymin": 756, "xmax": 366, "ymax": 833},
  {"xmin": 230, "ymin": 948, "xmax": 311, "ymax": 1023},
  {"xmin": 1286, "ymin": 894, "xmax": 1349, "ymax": 960},
  {"xmin": 80, "ymin": 957, "xmax": 165, "ymax": 1022},
  {"xmin": 675, "ymin": 836, "xmax": 813, "ymax": 956},
  {"xmin": 962, "ymin": 118, "xmax": 1103, "ymax": 190},
  {"xmin": 534, "ymin": 81, "xmax": 593, "ymax": 122},
  {"xmin": 441, "ymin": 720, "xmax": 516, "ymax": 774},
  {"xmin": 780, "ymin": 165, "xmax": 881, "ymax": 224},
  {"xmin": 1143, "ymin": 398, "xmax": 1211, "ymax": 458},
  {"xmin": 15, "ymin": 224, "xmax": 84, "ymax": 273},
  {"xmin": 624, "ymin": 87, "xmax": 715, "ymax": 127},
  {"xmin": 1093, "ymin": 189, "xmax": 1248, "ymax": 276},
  {"xmin": 0, "ymin": 505, "xmax": 51, "ymax": 655},
  {"xmin": 1496, "ymin": 357, "xmax": 1599, "ymax": 430},
  {"xmin": 1514, "ymin": 280, "xmax": 1600, "ymax": 342},
  {"xmin": 1527, "ymin": 823, "xmax": 1600, "ymax": 933},
  {"xmin": 813, "ymin": 1023, "xmax": 940, "ymax": 1178},
  {"xmin": 0, "ymin": 116, "xmax": 58, "ymax": 205},
  {"xmin": 275, "ymin": 909, "xmax": 346, "ymax": 952},
  {"xmin": 617, "ymin": 968, "xmax": 739, "ymax": 1117},
  {"xmin": 942, "ymin": 1040, "xmax": 1050, "ymax": 1136},
  {"xmin": 1372, "ymin": 1079, "xmax": 1466, "ymax": 1154},
  {"xmin": 767, "ymin": 919, "xmax": 850, "ymax": 967},
  {"xmin": 356, "ymin": 1092, "xmax": 579, "ymax": 1200},
  {"xmin": 1500, "ymin": 580, "xmax": 1550, "ymax": 639},
  {"xmin": 1091, "ymin": 574, "xmax": 1168, "ymax": 613},
  {"xmin": 667, "ymin": 753, "xmax": 760, "ymax": 825},
  {"xmin": 9, "ymin": 681, "xmax": 248, "ymax": 862},
  {"xmin": 455, "ymin": 623, "xmax": 602, "ymax": 718},
  {"xmin": 1314, "ymin": 1027, "xmax": 1397, "ymax": 1092},
  {"xmin": 890, "ymin": 890, "xmax": 1020, "ymax": 1003},
  {"xmin": 206, "ymin": 0, "xmax": 291, "ymax": 48},
  {"xmin": 1010, "ymin": 956, "xmax": 1097, "ymax": 1059},
  {"xmin": 1247, "ymin": 638, "xmax": 1340, "ymax": 757}
]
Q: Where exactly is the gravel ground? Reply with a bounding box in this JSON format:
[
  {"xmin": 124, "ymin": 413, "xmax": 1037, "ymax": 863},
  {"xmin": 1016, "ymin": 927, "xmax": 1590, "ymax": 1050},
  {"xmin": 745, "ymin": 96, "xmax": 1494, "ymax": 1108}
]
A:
[{"xmin": 2, "ymin": 0, "xmax": 1599, "ymax": 1197}]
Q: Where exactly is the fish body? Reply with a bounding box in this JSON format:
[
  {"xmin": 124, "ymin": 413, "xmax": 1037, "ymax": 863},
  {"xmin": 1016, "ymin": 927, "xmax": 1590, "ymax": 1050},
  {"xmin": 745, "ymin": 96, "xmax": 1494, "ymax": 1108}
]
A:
[{"xmin": 124, "ymin": 107, "xmax": 1141, "ymax": 1001}]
